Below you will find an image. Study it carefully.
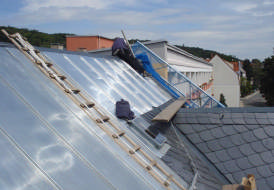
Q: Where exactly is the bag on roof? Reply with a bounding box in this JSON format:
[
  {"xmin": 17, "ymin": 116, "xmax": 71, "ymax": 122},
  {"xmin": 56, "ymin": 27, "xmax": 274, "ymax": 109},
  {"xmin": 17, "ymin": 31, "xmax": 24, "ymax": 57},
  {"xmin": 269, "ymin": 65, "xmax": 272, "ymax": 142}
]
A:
[{"xmin": 115, "ymin": 99, "xmax": 135, "ymax": 120}]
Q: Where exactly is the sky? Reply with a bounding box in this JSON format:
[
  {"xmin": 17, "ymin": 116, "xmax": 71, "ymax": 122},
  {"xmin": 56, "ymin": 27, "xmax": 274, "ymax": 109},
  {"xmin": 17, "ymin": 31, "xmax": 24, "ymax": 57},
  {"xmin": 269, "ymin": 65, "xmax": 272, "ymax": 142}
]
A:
[{"xmin": 0, "ymin": 0, "xmax": 273, "ymax": 60}]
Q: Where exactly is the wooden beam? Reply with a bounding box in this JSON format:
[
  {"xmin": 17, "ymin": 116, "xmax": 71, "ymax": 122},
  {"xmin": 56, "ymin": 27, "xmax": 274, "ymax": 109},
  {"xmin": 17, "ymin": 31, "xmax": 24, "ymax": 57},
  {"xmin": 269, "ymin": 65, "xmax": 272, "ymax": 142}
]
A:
[{"xmin": 152, "ymin": 97, "xmax": 186, "ymax": 122}]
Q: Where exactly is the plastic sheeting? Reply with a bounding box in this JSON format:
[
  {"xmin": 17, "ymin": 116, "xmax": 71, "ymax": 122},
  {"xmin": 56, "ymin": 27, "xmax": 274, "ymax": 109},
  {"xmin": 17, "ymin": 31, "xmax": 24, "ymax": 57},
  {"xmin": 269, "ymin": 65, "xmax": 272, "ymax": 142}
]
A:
[{"xmin": 0, "ymin": 46, "xmax": 175, "ymax": 190}]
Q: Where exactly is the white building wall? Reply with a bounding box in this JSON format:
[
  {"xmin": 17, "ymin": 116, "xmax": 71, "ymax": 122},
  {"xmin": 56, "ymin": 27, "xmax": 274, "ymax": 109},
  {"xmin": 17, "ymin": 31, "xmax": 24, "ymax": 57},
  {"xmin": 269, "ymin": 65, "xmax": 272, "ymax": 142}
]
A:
[
  {"xmin": 144, "ymin": 42, "xmax": 167, "ymax": 60},
  {"xmin": 210, "ymin": 55, "xmax": 240, "ymax": 107},
  {"xmin": 144, "ymin": 41, "xmax": 214, "ymax": 94}
]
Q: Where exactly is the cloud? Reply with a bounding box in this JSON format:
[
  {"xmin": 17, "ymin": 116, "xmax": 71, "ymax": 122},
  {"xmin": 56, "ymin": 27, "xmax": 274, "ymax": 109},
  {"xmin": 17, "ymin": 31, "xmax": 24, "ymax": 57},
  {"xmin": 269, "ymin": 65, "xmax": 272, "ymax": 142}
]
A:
[{"xmin": 1, "ymin": 0, "xmax": 273, "ymax": 60}]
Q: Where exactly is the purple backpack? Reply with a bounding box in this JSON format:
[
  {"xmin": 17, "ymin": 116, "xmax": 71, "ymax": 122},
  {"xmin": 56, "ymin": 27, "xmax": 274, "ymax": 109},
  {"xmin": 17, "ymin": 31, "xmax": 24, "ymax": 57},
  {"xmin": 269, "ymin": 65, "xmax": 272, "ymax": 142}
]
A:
[{"xmin": 115, "ymin": 99, "xmax": 135, "ymax": 120}]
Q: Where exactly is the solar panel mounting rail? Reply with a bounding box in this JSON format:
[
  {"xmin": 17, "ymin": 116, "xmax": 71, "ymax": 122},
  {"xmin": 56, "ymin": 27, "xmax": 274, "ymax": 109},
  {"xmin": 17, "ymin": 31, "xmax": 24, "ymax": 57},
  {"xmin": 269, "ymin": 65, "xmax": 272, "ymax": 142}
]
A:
[{"xmin": 1, "ymin": 29, "xmax": 186, "ymax": 190}]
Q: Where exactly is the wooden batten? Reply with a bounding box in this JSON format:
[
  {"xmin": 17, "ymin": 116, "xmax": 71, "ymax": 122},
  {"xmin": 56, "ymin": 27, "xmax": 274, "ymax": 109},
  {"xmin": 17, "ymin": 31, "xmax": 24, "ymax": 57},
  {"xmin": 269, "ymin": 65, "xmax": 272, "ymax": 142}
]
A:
[{"xmin": 152, "ymin": 97, "xmax": 186, "ymax": 122}]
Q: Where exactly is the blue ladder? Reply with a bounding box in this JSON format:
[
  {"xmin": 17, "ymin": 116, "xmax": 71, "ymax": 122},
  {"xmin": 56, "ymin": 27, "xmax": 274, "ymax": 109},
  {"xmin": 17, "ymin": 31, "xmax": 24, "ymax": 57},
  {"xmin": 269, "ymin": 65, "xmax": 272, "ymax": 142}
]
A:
[{"xmin": 132, "ymin": 41, "xmax": 225, "ymax": 108}]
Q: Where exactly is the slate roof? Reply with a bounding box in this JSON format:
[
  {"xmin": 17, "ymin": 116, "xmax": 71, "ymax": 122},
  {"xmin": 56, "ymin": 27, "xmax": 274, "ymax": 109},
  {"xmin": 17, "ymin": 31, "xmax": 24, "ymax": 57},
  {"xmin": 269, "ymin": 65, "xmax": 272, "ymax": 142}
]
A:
[
  {"xmin": 141, "ymin": 105, "xmax": 229, "ymax": 190},
  {"xmin": 174, "ymin": 107, "xmax": 274, "ymax": 190}
]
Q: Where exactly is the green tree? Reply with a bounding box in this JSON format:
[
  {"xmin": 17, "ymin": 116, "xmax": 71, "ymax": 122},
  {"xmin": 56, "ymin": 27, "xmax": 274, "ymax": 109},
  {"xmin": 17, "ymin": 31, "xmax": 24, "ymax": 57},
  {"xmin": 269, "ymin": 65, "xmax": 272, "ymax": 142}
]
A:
[
  {"xmin": 240, "ymin": 77, "xmax": 253, "ymax": 97},
  {"xmin": 260, "ymin": 56, "xmax": 274, "ymax": 105},
  {"xmin": 0, "ymin": 26, "xmax": 72, "ymax": 48},
  {"xmin": 243, "ymin": 59, "xmax": 253, "ymax": 81},
  {"xmin": 251, "ymin": 59, "xmax": 263, "ymax": 89},
  {"xmin": 219, "ymin": 93, "xmax": 227, "ymax": 107}
]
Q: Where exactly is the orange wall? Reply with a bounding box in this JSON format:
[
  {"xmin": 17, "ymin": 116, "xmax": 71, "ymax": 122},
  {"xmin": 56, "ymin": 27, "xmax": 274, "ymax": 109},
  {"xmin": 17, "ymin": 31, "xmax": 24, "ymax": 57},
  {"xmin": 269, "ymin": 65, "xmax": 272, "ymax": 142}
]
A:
[
  {"xmin": 66, "ymin": 36, "xmax": 113, "ymax": 51},
  {"xmin": 230, "ymin": 62, "xmax": 239, "ymax": 72},
  {"xmin": 99, "ymin": 38, "xmax": 114, "ymax": 49}
]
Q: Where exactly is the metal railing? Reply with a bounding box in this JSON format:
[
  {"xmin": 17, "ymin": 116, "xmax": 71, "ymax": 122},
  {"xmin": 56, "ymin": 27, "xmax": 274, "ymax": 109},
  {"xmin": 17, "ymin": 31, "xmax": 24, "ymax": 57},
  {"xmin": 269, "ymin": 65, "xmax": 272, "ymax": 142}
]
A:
[{"xmin": 132, "ymin": 41, "xmax": 225, "ymax": 108}]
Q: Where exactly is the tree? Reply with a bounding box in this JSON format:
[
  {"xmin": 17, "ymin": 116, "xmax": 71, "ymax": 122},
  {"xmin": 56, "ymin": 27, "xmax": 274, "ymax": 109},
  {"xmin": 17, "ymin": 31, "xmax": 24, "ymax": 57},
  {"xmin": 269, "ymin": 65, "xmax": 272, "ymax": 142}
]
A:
[
  {"xmin": 243, "ymin": 59, "xmax": 253, "ymax": 81},
  {"xmin": 219, "ymin": 93, "xmax": 227, "ymax": 107},
  {"xmin": 260, "ymin": 56, "xmax": 274, "ymax": 106},
  {"xmin": 240, "ymin": 78, "xmax": 253, "ymax": 97},
  {"xmin": 251, "ymin": 59, "xmax": 263, "ymax": 89}
]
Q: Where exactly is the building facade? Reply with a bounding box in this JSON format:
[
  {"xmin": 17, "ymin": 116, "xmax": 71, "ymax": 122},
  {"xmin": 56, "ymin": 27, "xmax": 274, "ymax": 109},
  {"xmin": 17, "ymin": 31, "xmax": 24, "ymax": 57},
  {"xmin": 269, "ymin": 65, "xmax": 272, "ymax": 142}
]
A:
[
  {"xmin": 143, "ymin": 40, "xmax": 214, "ymax": 93},
  {"xmin": 66, "ymin": 35, "xmax": 114, "ymax": 52},
  {"xmin": 210, "ymin": 55, "xmax": 240, "ymax": 107}
]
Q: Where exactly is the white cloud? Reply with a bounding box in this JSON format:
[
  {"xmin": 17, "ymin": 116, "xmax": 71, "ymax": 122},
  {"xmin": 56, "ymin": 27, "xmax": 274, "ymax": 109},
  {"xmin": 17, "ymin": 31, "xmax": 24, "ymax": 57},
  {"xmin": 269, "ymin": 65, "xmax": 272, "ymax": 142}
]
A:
[
  {"xmin": 22, "ymin": 0, "xmax": 112, "ymax": 11},
  {"xmin": 233, "ymin": 3, "xmax": 258, "ymax": 12},
  {"xmin": 1, "ymin": 0, "xmax": 273, "ymax": 60}
]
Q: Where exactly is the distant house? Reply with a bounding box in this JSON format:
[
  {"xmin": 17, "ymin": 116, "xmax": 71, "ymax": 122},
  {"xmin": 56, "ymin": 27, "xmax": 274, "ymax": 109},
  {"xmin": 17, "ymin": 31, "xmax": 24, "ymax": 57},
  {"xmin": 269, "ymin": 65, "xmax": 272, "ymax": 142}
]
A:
[
  {"xmin": 143, "ymin": 40, "xmax": 214, "ymax": 93},
  {"xmin": 66, "ymin": 35, "xmax": 114, "ymax": 52},
  {"xmin": 50, "ymin": 43, "xmax": 64, "ymax": 50},
  {"xmin": 225, "ymin": 61, "xmax": 246, "ymax": 79},
  {"xmin": 210, "ymin": 55, "xmax": 240, "ymax": 107}
]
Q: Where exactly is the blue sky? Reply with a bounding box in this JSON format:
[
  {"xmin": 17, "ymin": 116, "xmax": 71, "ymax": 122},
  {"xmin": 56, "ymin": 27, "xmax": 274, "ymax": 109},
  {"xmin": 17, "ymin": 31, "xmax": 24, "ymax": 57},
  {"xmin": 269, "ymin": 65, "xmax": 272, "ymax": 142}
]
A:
[{"xmin": 0, "ymin": 0, "xmax": 273, "ymax": 60}]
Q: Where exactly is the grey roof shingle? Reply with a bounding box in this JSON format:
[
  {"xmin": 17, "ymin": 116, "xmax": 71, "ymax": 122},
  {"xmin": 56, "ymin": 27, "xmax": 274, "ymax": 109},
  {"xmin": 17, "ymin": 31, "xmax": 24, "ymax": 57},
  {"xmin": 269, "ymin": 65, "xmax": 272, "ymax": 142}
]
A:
[{"xmin": 173, "ymin": 107, "xmax": 274, "ymax": 190}]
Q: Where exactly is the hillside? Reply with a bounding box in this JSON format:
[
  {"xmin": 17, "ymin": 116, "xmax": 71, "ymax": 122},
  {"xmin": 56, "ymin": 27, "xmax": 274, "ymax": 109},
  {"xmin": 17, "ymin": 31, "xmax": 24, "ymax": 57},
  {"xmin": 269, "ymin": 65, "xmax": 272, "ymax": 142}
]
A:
[
  {"xmin": 175, "ymin": 45, "xmax": 239, "ymax": 62},
  {"xmin": 0, "ymin": 26, "xmax": 73, "ymax": 48},
  {"xmin": 0, "ymin": 26, "xmax": 239, "ymax": 61}
]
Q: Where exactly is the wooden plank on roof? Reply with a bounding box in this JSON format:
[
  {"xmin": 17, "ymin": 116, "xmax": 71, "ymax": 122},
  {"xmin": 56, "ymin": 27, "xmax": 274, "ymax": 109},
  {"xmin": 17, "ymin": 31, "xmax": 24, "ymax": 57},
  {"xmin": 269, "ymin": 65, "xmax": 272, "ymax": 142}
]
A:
[{"xmin": 152, "ymin": 97, "xmax": 186, "ymax": 122}]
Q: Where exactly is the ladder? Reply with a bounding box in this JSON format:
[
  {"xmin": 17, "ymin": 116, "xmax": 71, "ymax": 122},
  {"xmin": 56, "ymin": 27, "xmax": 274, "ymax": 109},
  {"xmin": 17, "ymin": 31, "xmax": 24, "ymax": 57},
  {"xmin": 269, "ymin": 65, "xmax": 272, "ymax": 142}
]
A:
[{"xmin": 1, "ymin": 29, "xmax": 186, "ymax": 190}]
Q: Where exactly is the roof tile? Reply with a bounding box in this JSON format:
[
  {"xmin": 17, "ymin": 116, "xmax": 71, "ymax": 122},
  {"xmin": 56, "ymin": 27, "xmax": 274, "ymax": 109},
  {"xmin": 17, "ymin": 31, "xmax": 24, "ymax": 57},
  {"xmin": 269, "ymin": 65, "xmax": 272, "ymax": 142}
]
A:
[
  {"xmin": 205, "ymin": 152, "xmax": 219, "ymax": 163},
  {"xmin": 267, "ymin": 112, "xmax": 274, "ymax": 118},
  {"xmin": 233, "ymin": 125, "xmax": 248, "ymax": 133},
  {"xmin": 227, "ymin": 147, "xmax": 244, "ymax": 159},
  {"xmin": 219, "ymin": 137, "xmax": 235, "ymax": 149},
  {"xmin": 250, "ymin": 141, "xmax": 268, "ymax": 153},
  {"xmin": 266, "ymin": 176, "xmax": 274, "ymax": 189},
  {"xmin": 256, "ymin": 178, "xmax": 271, "ymax": 190},
  {"xmin": 187, "ymin": 133, "xmax": 203, "ymax": 144},
  {"xmin": 244, "ymin": 124, "xmax": 258, "ymax": 130},
  {"xmin": 197, "ymin": 117, "xmax": 210, "ymax": 124},
  {"xmin": 244, "ymin": 117, "xmax": 258, "ymax": 125},
  {"xmin": 215, "ymin": 150, "xmax": 231, "ymax": 162},
  {"xmin": 236, "ymin": 157, "xmax": 253, "ymax": 170},
  {"xmin": 222, "ymin": 118, "xmax": 234, "ymax": 125},
  {"xmin": 230, "ymin": 134, "xmax": 245, "ymax": 145},
  {"xmin": 177, "ymin": 124, "xmax": 195, "ymax": 134},
  {"xmin": 270, "ymin": 163, "xmax": 274, "ymax": 172},
  {"xmin": 196, "ymin": 143, "xmax": 211, "ymax": 153},
  {"xmin": 199, "ymin": 130, "xmax": 215, "ymax": 141},
  {"xmin": 260, "ymin": 151, "xmax": 274, "ymax": 164},
  {"xmin": 269, "ymin": 119, "xmax": 274, "ymax": 125},
  {"xmin": 207, "ymin": 140, "xmax": 223, "ymax": 152},
  {"xmin": 205, "ymin": 124, "xmax": 218, "ymax": 129},
  {"xmin": 255, "ymin": 113, "xmax": 268, "ymax": 119},
  {"xmin": 232, "ymin": 118, "xmax": 246, "ymax": 125},
  {"xmin": 209, "ymin": 117, "xmax": 221, "ymax": 124},
  {"xmin": 239, "ymin": 143, "xmax": 255, "ymax": 156},
  {"xmin": 253, "ymin": 128, "xmax": 268, "ymax": 140},
  {"xmin": 186, "ymin": 117, "xmax": 199, "ymax": 124},
  {"xmin": 232, "ymin": 113, "xmax": 243, "ymax": 118},
  {"xmin": 256, "ymin": 118, "xmax": 271, "ymax": 125},
  {"xmin": 247, "ymin": 154, "xmax": 264, "ymax": 166},
  {"xmin": 263, "ymin": 125, "xmax": 274, "ymax": 137},
  {"xmin": 222, "ymin": 126, "xmax": 237, "ymax": 135},
  {"xmin": 223, "ymin": 160, "xmax": 241, "ymax": 173},
  {"xmin": 242, "ymin": 131, "xmax": 258, "ymax": 143},
  {"xmin": 192, "ymin": 124, "xmax": 208, "ymax": 132},
  {"xmin": 210, "ymin": 127, "xmax": 226, "ymax": 138},
  {"xmin": 256, "ymin": 165, "xmax": 273, "ymax": 177},
  {"xmin": 216, "ymin": 163, "xmax": 229, "ymax": 174},
  {"xmin": 262, "ymin": 138, "xmax": 274, "ymax": 150},
  {"xmin": 242, "ymin": 113, "xmax": 255, "ymax": 118}
]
